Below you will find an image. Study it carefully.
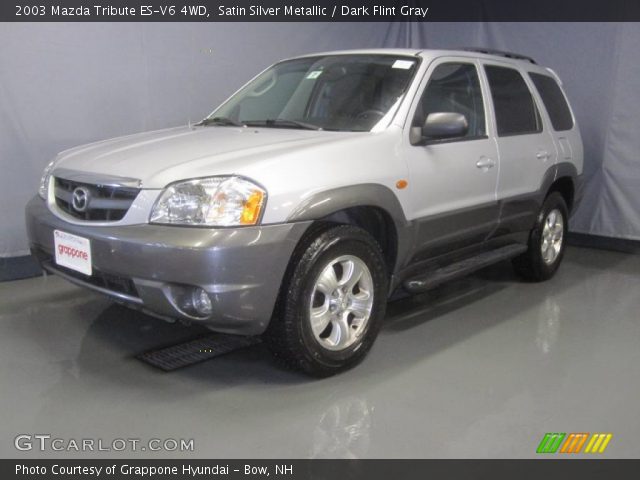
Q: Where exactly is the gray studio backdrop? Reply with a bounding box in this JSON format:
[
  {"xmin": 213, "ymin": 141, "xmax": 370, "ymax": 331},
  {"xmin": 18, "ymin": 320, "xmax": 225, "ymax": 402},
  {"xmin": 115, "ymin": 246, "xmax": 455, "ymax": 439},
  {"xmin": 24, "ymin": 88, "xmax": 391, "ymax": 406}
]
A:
[{"xmin": 1, "ymin": 22, "xmax": 638, "ymax": 257}]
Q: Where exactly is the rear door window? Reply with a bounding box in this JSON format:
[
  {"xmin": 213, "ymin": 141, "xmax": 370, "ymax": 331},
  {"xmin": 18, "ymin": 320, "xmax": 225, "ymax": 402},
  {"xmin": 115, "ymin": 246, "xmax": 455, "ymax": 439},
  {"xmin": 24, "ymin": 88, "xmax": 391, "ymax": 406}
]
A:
[{"xmin": 484, "ymin": 65, "xmax": 542, "ymax": 136}]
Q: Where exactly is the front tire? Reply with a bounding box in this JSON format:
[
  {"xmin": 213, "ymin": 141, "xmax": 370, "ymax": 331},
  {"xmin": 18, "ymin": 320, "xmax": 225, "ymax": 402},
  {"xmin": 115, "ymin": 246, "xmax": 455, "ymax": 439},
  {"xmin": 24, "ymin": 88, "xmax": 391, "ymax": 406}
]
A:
[
  {"xmin": 264, "ymin": 224, "xmax": 388, "ymax": 377},
  {"xmin": 512, "ymin": 192, "xmax": 569, "ymax": 281}
]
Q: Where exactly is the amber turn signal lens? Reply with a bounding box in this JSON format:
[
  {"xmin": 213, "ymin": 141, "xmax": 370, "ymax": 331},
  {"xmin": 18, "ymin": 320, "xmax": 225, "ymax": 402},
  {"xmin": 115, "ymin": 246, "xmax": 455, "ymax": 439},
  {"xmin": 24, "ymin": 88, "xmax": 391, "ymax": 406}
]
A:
[
  {"xmin": 240, "ymin": 190, "xmax": 265, "ymax": 225},
  {"xmin": 396, "ymin": 179, "xmax": 408, "ymax": 189}
]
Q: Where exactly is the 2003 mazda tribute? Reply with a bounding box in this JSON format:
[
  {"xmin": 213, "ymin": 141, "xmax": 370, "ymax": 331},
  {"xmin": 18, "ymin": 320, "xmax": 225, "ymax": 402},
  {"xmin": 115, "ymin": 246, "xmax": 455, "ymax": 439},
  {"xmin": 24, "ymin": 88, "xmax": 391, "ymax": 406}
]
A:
[{"xmin": 26, "ymin": 48, "xmax": 583, "ymax": 376}]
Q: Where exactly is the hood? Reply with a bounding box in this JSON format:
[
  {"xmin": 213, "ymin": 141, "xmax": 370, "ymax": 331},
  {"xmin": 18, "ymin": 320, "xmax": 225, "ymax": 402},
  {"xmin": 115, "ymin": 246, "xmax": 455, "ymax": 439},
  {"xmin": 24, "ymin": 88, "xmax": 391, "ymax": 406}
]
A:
[{"xmin": 54, "ymin": 126, "xmax": 360, "ymax": 188}]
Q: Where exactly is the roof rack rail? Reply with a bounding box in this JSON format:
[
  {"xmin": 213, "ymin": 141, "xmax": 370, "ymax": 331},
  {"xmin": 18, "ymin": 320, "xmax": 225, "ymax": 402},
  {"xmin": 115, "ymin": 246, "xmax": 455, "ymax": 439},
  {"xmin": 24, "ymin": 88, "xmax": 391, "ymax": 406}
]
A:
[{"xmin": 461, "ymin": 47, "xmax": 537, "ymax": 64}]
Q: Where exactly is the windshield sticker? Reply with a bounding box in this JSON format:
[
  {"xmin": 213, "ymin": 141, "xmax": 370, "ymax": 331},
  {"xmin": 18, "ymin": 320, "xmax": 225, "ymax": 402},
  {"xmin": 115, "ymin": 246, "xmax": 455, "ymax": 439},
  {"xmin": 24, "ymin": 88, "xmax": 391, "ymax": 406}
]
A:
[
  {"xmin": 392, "ymin": 60, "xmax": 414, "ymax": 70},
  {"xmin": 306, "ymin": 70, "xmax": 322, "ymax": 79}
]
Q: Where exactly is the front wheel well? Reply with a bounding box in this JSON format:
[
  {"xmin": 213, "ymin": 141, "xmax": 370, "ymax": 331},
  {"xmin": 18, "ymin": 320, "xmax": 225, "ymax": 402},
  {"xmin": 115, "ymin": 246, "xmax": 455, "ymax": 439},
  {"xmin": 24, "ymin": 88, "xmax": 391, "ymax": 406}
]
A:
[{"xmin": 313, "ymin": 206, "xmax": 398, "ymax": 276}]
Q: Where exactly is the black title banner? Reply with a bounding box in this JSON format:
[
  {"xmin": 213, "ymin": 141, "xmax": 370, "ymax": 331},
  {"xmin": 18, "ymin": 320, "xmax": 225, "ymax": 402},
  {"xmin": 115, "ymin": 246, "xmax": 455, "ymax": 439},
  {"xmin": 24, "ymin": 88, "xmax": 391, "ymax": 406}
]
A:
[
  {"xmin": 4, "ymin": 459, "xmax": 640, "ymax": 479},
  {"xmin": 3, "ymin": 0, "xmax": 640, "ymax": 22}
]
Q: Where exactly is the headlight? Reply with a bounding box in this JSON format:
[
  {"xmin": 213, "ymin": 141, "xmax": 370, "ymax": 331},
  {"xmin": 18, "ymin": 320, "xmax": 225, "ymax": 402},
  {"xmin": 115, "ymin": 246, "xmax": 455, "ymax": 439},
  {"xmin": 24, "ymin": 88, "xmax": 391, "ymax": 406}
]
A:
[
  {"xmin": 150, "ymin": 176, "xmax": 266, "ymax": 227},
  {"xmin": 38, "ymin": 159, "xmax": 56, "ymax": 200}
]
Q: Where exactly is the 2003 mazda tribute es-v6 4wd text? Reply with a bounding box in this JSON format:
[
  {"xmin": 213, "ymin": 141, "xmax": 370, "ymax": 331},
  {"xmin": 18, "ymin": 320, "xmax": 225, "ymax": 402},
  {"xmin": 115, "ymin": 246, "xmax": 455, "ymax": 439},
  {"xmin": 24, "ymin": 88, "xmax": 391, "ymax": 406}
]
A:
[{"xmin": 26, "ymin": 48, "xmax": 583, "ymax": 376}]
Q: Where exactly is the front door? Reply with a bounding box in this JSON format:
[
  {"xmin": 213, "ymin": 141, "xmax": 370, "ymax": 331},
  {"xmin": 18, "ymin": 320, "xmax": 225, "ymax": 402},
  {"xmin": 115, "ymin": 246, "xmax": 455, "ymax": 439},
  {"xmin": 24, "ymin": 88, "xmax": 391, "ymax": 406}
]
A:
[{"xmin": 402, "ymin": 58, "xmax": 500, "ymax": 259}]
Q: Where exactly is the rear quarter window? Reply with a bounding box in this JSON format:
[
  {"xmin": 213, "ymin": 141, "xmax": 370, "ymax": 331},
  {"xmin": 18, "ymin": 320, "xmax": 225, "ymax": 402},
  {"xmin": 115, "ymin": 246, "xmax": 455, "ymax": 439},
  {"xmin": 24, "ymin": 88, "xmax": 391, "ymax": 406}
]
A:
[{"xmin": 529, "ymin": 72, "xmax": 574, "ymax": 131}]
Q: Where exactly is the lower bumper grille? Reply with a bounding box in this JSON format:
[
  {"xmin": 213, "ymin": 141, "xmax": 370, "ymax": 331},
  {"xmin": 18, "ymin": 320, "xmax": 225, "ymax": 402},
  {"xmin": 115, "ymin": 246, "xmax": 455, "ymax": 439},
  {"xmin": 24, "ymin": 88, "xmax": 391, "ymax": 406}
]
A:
[{"xmin": 34, "ymin": 248, "xmax": 139, "ymax": 300}]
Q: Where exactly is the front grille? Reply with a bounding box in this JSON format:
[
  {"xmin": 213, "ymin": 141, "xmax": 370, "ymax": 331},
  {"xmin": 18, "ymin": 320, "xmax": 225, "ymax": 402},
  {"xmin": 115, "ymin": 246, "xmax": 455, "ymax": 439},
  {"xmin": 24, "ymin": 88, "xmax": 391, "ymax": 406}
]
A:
[
  {"xmin": 36, "ymin": 248, "xmax": 139, "ymax": 299},
  {"xmin": 54, "ymin": 177, "xmax": 139, "ymax": 221}
]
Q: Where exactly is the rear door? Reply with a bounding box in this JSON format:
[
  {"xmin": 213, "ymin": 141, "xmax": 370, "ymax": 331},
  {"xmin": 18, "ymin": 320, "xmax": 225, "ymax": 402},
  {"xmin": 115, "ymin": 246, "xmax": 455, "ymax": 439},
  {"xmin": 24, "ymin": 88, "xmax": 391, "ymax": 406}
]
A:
[{"xmin": 481, "ymin": 62, "xmax": 558, "ymax": 233}]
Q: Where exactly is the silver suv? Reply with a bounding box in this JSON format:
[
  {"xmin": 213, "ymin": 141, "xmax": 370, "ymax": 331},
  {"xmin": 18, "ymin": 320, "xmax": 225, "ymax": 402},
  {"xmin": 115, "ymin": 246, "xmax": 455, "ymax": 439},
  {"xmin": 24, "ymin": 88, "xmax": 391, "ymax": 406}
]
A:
[{"xmin": 26, "ymin": 48, "xmax": 583, "ymax": 376}]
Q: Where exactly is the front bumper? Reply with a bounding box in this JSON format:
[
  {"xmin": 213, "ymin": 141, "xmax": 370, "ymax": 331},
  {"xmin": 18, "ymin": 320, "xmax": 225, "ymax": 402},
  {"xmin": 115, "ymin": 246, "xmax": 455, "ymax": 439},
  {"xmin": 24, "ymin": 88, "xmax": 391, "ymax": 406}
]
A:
[{"xmin": 25, "ymin": 196, "xmax": 311, "ymax": 335}]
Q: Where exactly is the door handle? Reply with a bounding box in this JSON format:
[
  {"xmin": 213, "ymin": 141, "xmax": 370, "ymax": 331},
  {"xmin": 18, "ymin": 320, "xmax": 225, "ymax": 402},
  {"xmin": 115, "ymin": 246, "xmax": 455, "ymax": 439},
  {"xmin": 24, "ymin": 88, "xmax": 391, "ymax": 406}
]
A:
[
  {"xmin": 536, "ymin": 151, "xmax": 550, "ymax": 160},
  {"xmin": 476, "ymin": 157, "xmax": 496, "ymax": 170}
]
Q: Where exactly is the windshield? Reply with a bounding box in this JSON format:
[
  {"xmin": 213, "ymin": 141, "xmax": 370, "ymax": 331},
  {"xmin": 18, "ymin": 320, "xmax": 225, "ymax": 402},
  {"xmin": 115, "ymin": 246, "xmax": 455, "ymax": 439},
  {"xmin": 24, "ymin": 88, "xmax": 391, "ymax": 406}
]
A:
[{"xmin": 207, "ymin": 55, "xmax": 419, "ymax": 132}]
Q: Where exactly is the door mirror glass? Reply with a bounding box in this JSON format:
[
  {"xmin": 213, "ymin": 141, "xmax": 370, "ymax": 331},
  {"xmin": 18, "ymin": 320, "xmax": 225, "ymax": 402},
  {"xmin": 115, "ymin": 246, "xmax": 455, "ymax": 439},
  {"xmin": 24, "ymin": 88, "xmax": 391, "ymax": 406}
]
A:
[
  {"xmin": 423, "ymin": 112, "xmax": 468, "ymax": 139},
  {"xmin": 411, "ymin": 112, "xmax": 469, "ymax": 144}
]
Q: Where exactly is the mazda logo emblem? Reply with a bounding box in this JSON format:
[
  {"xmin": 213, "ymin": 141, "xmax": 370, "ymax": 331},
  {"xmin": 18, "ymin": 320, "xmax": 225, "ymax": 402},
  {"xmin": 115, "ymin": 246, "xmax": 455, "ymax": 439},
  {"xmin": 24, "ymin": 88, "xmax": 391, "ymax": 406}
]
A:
[{"xmin": 71, "ymin": 187, "xmax": 91, "ymax": 212}]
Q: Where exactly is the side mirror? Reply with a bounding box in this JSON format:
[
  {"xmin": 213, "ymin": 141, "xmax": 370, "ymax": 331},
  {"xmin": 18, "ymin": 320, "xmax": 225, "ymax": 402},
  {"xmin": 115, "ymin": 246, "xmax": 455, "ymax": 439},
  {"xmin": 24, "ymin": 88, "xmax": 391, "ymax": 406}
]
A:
[{"xmin": 410, "ymin": 112, "xmax": 469, "ymax": 145}]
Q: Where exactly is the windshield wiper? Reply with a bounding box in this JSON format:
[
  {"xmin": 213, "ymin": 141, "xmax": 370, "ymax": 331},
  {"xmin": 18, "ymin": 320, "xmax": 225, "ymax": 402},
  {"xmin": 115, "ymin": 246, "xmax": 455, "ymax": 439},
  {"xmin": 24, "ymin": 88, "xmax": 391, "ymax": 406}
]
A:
[
  {"xmin": 245, "ymin": 119, "xmax": 322, "ymax": 131},
  {"xmin": 196, "ymin": 116, "xmax": 245, "ymax": 127}
]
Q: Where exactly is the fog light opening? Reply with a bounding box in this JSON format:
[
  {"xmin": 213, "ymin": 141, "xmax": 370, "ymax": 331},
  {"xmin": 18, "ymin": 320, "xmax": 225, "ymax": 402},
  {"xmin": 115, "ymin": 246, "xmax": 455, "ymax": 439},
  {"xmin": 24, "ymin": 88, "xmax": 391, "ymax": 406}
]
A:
[
  {"xmin": 191, "ymin": 287, "xmax": 213, "ymax": 317},
  {"xmin": 167, "ymin": 285, "xmax": 214, "ymax": 319}
]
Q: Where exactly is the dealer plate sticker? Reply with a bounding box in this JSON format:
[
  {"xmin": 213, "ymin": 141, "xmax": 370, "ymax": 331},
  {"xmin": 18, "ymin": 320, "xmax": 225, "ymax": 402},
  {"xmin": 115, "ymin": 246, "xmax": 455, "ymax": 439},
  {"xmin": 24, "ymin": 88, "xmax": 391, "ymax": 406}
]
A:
[{"xmin": 54, "ymin": 230, "xmax": 92, "ymax": 276}]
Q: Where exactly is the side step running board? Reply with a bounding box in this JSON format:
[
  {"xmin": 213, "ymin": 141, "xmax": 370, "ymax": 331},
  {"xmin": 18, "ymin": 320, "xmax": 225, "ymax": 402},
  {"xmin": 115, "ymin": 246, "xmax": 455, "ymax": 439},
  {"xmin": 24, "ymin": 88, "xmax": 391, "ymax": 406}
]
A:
[{"xmin": 403, "ymin": 244, "xmax": 528, "ymax": 293}]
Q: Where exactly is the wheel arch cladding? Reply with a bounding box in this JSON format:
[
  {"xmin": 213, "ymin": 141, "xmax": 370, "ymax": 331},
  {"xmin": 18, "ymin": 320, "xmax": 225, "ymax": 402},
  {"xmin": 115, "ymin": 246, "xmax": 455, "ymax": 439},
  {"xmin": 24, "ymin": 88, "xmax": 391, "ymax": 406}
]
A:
[
  {"xmin": 286, "ymin": 184, "xmax": 410, "ymax": 274},
  {"xmin": 539, "ymin": 162, "xmax": 578, "ymax": 213}
]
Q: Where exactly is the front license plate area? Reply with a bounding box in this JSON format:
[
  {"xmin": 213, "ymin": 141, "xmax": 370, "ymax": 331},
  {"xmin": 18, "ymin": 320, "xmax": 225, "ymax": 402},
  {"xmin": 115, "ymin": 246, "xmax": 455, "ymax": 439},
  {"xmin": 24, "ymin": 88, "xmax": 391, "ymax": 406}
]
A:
[{"xmin": 53, "ymin": 230, "xmax": 92, "ymax": 276}]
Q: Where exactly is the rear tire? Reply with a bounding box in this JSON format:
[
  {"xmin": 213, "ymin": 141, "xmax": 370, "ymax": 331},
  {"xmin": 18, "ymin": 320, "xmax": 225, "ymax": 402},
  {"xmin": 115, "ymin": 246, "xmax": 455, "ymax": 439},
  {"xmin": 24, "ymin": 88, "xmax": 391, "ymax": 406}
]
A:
[
  {"xmin": 512, "ymin": 192, "xmax": 568, "ymax": 281},
  {"xmin": 264, "ymin": 224, "xmax": 388, "ymax": 377}
]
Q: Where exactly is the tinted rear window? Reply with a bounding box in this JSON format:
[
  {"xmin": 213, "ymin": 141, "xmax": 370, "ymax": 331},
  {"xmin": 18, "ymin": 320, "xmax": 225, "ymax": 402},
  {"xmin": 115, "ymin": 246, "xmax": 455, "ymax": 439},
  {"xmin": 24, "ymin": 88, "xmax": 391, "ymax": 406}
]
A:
[
  {"xmin": 529, "ymin": 72, "xmax": 574, "ymax": 131},
  {"xmin": 485, "ymin": 65, "xmax": 541, "ymax": 136}
]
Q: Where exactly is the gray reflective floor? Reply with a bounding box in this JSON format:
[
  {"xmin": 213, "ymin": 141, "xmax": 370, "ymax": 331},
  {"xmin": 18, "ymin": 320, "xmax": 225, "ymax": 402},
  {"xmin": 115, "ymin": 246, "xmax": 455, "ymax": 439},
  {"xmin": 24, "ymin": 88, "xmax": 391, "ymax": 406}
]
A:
[{"xmin": 1, "ymin": 247, "xmax": 638, "ymax": 458}]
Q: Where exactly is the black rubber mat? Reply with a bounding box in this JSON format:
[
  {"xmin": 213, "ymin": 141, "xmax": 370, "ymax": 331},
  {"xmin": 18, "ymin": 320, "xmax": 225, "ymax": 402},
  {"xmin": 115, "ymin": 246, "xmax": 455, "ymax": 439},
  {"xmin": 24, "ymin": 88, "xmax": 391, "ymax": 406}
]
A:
[{"xmin": 137, "ymin": 334, "xmax": 261, "ymax": 371}]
